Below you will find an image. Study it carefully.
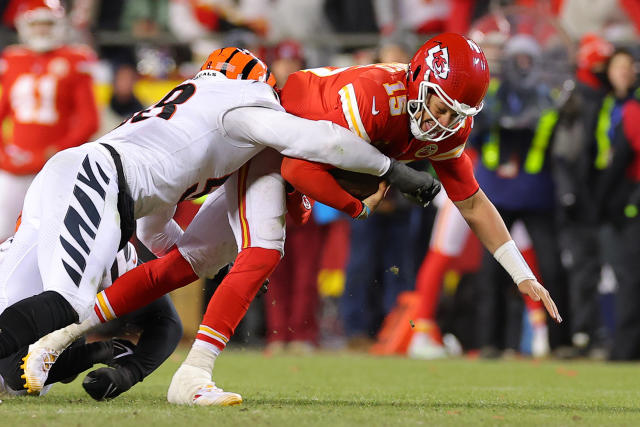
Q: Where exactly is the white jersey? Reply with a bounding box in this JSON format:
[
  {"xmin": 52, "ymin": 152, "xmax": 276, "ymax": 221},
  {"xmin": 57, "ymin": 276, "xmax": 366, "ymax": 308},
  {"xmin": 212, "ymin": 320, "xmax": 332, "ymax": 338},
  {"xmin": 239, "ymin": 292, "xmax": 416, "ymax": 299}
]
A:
[
  {"xmin": 97, "ymin": 72, "xmax": 280, "ymax": 218},
  {"xmin": 96, "ymin": 70, "xmax": 390, "ymax": 219}
]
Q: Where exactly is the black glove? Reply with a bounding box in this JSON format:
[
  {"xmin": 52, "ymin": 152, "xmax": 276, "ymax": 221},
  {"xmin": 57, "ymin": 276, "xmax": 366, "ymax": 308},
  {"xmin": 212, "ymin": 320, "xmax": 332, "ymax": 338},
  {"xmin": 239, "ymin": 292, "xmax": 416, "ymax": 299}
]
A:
[
  {"xmin": 383, "ymin": 159, "xmax": 441, "ymax": 207},
  {"xmin": 402, "ymin": 180, "xmax": 441, "ymax": 207}
]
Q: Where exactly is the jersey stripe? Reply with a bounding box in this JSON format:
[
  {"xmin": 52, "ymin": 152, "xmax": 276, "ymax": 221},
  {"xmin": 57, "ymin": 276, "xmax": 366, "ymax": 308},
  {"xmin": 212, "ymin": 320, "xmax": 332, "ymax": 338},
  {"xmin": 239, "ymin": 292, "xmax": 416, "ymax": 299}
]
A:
[
  {"xmin": 338, "ymin": 84, "xmax": 371, "ymax": 142},
  {"xmin": 238, "ymin": 162, "xmax": 251, "ymax": 249},
  {"xmin": 197, "ymin": 325, "xmax": 229, "ymax": 345},
  {"xmin": 93, "ymin": 305, "xmax": 106, "ymax": 323},
  {"xmin": 96, "ymin": 291, "xmax": 116, "ymax": 321},
  {"xmin": 429, "ymin": 143, "xmax": 466, "ymax": 161}
]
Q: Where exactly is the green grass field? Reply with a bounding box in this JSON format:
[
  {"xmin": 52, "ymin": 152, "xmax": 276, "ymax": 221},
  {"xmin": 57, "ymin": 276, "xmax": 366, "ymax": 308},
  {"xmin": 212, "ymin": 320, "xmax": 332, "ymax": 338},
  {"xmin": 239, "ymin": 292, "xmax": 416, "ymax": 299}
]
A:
[{"xmin": 3, "ymin": 348, "xmax": 640, "ymax": 426}]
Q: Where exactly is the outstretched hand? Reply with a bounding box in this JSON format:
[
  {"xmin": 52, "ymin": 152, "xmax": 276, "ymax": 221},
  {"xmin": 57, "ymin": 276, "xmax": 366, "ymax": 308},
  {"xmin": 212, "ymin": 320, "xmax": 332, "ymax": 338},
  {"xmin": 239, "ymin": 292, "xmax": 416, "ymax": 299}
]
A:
[{"xmin": 517, "ymin": 279, "xmax": 562, "ymax": 323}]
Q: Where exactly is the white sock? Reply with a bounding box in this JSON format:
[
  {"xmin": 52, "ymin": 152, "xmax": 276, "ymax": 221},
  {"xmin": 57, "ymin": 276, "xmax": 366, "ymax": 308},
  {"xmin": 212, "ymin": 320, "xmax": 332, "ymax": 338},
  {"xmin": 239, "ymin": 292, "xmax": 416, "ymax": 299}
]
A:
[{"xmin": 183, "ymin": 340, "xmax": 221, "ymax": 373}]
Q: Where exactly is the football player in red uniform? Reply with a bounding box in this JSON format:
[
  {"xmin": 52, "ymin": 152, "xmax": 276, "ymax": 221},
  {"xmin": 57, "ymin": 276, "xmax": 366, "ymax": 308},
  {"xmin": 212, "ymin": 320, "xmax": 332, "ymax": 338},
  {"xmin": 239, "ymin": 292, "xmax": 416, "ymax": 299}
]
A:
[
  {"xmin": 280, "ymin": 33, "xmax": 561, "ymax": 324},
  {"xmin": 0, "ymin": 0, "xmax": 99, "ymax": 240}
]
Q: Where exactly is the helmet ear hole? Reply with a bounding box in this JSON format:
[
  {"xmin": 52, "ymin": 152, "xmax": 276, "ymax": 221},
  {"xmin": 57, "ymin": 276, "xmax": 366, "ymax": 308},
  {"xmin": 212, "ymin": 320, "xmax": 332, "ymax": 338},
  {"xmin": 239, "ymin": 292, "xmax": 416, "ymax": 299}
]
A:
[{"xmin": 412, "ymin": 65, "xmax": 421, "ymax": 82}]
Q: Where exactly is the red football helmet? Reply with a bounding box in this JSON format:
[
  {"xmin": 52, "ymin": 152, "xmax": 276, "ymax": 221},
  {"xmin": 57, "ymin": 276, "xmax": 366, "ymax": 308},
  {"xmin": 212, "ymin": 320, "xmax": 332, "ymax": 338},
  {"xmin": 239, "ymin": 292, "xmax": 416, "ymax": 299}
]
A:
[
  {"xmin": 577, "ymin": 33, "xmax": 613, "ymax": 72},
  {"xmin": 15, "ymin": 0, "xmax": 65, "ymax": 52},
  {"xmin": 407, "ymin": 33, "xmax": 490, "ymax": 142},
  {"xmin": 200, "ymin": 47, "xmax": 276, "ymax": 88}
]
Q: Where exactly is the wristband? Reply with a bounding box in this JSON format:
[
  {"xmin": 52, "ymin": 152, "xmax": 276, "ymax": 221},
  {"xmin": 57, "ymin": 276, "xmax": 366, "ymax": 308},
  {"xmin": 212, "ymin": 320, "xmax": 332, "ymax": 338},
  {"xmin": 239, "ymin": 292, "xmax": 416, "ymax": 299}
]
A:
[
  {"xmin": 493, "ymin": 240, "xmax": 536, "ymax": 285},
  {"xmin": 356, "ymin": 202, "xmax": 371, "ymax": 219}
]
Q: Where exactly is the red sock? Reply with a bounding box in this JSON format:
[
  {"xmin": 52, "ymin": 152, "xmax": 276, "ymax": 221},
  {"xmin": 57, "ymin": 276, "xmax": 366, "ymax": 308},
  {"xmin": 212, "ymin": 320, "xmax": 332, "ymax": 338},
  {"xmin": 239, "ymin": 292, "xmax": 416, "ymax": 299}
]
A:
[
  {"xmin": 94, "ymin": 247, "xmax": 197, "ymax": 322},
  {"xmin": 196, "ymin": 247, "xmax": 281, "ymax": 351},
  {"xmin": 414, "ymin": 250, "xmax": 452, "ymax": 320},
  {"xmin": 520, "ymin": 247, "xmax": 544, "ymax": 311}
]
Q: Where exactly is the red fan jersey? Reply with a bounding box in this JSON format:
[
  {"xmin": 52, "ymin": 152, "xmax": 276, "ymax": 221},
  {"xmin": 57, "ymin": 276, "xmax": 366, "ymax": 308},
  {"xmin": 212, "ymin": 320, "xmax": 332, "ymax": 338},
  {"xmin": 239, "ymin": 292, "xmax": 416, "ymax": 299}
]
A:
[
  {"xmin": 0, "ymin": 44, "xmax": 99, "ymax": 175},
  {"xmin": 280, "ymin": 63, "xmax": 478, "ymax": 217}
]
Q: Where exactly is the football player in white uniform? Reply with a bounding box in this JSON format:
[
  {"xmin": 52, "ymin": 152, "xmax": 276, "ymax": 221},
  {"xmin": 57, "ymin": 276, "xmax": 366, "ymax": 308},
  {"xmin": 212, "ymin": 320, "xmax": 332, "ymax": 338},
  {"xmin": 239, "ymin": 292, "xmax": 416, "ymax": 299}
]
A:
[
  {"xmin": 0, "ymin": 46, "xmax": 438, "ymax": 391},
  {"xmin": 0, "ymin": 237, "xmax": 182, "ymax": 400}
]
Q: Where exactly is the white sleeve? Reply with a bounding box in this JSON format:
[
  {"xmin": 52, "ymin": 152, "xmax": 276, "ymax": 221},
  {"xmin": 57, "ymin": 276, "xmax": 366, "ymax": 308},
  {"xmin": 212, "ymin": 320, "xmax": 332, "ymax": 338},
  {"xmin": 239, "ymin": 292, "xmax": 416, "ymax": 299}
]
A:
[
  {"xmin": 222, "ymin": 106, "xmax": 391, "ymax": 176},
  {"xmin": 136, "ymin": 206, "xmax": 184, "ymax": 257}
]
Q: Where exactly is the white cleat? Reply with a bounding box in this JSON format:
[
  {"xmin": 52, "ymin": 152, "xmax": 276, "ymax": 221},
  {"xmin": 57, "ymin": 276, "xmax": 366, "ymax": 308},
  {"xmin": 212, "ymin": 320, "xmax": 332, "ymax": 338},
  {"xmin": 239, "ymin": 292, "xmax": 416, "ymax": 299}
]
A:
[
  {"xmin": 167, "ymin": 364, "xmax": 242, "ymax": 406},
  {"xmin": 407, "ymin": 332, "xmax": 447, "ymax": 360},
  {"xmin": 21, "ymin": 347, "xmax": 60, "ymax": 394},
  {"xmin": 21, "ymin": 320, "xmax": 91, "ymax": 394}
]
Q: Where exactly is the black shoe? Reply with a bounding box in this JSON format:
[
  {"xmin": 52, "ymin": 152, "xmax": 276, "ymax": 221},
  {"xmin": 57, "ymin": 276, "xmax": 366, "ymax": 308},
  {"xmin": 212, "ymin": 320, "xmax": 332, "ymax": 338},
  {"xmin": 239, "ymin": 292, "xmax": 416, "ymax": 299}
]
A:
[{"xmin": 82, "ymin": 366, "xmax": 135, "ymax": 401}]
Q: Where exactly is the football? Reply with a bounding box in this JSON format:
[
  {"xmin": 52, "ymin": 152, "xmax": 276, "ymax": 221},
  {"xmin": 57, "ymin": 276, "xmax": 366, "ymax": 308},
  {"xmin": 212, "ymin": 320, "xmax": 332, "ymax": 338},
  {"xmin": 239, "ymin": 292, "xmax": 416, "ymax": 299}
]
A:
[{"xmin": 328, "ymin": 169, "xmax": 383, "ymax": 199}]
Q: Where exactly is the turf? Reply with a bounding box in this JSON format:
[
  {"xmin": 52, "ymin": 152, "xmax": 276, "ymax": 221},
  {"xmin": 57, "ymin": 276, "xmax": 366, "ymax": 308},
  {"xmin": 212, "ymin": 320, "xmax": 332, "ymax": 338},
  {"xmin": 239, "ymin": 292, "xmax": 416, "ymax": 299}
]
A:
[{"xmin": 3, "ymin": 348, "xmax": 640, "ymax": 426}]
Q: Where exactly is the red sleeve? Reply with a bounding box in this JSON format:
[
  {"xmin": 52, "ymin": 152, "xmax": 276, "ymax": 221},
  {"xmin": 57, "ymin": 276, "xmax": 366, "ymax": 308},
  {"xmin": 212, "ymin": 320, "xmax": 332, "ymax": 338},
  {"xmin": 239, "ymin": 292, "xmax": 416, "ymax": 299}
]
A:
[
  {"xmin": 285, "ymin": 190, "xmax": 315, "ymax": 225},
  {"xmin": 281, "ymin": 157, "xmax": 364, "ymax": 218},
  {"xmin": 431, "ymin": 151, "xmax": 479, "ymax": 201},
  {"xmin": 57, "ymin": 54, "xmax": 99, "ymax": 150}
]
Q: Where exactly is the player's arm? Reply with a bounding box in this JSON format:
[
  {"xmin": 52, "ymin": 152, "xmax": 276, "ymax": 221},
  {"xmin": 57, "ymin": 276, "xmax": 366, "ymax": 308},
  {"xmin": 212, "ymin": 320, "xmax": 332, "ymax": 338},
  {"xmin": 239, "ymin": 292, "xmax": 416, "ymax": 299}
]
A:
[
  {"xmin": 285, "ymin": 188, "xmax": 315, "ymax": 225},
  {"xmin": 57, "ymin": 50, "xmax": 99, "ymax": 151},
  {"xmin": 441, "ymin": 153, "xmax": 561, "ymax": 322},
  {"xmin": 223, "ymin": 106, "xmax": 390, "ymax": 176},
  {"xmin": 281, "ymin": 157, "xmax": 367, "ymax": 218},
  {"xmin": 136, "ymin": 205, "xmax": 183, "ymax": 257}
]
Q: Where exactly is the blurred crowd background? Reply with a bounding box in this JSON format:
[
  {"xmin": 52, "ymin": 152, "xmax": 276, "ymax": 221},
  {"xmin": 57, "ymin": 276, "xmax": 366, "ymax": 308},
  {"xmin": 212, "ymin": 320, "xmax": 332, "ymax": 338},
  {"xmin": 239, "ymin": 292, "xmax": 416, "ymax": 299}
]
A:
[{"xmin": 2, "ymin": 0, "xmax": 640, "ymax": 362}]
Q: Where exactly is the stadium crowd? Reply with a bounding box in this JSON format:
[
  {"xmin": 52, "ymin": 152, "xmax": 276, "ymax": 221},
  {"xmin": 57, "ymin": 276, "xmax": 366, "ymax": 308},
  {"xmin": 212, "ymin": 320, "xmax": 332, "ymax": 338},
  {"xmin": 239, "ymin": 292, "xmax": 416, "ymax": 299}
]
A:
[{"xmin": 1, "ymin": 1, "xmax": 640, "ymax": 401}]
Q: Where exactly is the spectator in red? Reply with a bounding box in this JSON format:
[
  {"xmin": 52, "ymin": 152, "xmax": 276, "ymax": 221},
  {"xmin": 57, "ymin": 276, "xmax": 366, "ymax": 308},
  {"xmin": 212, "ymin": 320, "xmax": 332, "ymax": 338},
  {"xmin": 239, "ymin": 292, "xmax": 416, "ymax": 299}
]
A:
[{"xmin": 0, "ymin": 0, "xmax": 99, "ymax": 241}]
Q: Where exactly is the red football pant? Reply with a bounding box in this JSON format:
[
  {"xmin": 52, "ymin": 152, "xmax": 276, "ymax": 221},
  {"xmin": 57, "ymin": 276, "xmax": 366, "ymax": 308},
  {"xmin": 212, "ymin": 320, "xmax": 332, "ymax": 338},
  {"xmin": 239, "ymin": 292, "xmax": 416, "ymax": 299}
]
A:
[
  {"xmin": 196, "ymin": 247, "xmax": 281, "ymax": 351},
  {"xmin": 94, "ymin": 247, "xmax": 197, "ymax": 322}
]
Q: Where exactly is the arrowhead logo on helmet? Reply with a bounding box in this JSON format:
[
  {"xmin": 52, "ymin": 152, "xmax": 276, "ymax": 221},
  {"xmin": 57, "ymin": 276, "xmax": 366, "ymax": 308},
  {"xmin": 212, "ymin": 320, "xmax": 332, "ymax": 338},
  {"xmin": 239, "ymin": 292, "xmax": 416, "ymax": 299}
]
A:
[{"xmin": 426, "ymin": 45, "xmax": 450, "ymax": 79}]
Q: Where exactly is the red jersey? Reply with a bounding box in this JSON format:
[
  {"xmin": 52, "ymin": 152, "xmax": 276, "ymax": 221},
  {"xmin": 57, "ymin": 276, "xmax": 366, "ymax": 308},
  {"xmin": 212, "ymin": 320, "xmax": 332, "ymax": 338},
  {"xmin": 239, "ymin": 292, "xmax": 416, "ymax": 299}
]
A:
[
  {"xmin": 280, "ymin": 63, "xmax": 478, "ymax": 217},
  {"xmin": 0, "ymin": 44, "xmax": 99, "ymax": 175}
]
